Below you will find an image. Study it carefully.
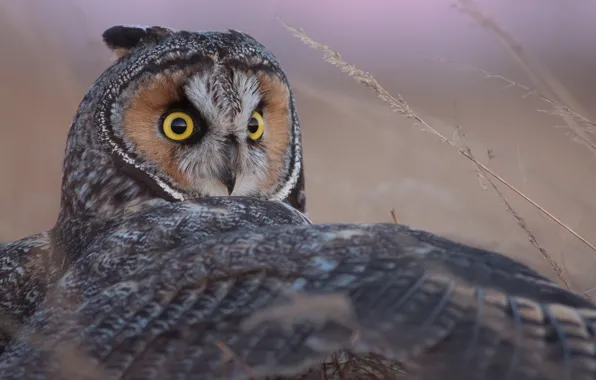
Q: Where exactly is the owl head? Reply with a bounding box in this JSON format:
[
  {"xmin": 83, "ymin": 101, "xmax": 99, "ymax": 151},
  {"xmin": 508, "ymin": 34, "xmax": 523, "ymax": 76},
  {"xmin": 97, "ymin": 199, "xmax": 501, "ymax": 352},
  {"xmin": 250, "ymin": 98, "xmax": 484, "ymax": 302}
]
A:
[{"xmin": 60, "ymin": 25, "xmax": 305, "ymax": 219}]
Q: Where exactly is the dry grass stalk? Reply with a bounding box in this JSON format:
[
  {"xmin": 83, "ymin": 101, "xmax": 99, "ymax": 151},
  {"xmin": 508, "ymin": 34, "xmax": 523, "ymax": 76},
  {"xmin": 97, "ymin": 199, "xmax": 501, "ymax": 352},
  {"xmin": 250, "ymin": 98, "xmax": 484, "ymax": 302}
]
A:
[
  {"xmin": 436, "ymin": 56, "xmax": 596, "ymax": 129},
  {"xmin": 454, "ymin": 0, "xmax": 596, "ymax": 154},
  {"xmin": 279, "ymin": 20, "xmax": 596, "ymax": 259},
  {"xmin": 452, "ymin": 123, "xmax": 488, "ymax": 191},
  {"xmin": 453, "ymin": 127, "xmax": 572, "ymax": 290}
]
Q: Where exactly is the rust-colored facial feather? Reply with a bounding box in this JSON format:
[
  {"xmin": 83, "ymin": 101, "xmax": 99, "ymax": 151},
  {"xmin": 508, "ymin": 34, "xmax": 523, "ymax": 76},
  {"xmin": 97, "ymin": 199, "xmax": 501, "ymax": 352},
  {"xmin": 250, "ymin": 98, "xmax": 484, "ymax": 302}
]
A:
[
  {"xmin": 123, "ymin": 72, "xmax": 192, "ymax": 188},
  {"xmin": 257, "ymin": 72, "xmax": 291, "ymax": 191}
]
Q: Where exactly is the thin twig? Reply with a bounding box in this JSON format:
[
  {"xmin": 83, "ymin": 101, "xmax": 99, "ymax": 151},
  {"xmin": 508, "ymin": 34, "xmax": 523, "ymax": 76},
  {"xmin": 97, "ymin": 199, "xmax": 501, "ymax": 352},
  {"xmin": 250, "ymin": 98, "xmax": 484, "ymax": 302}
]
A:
[
  {"xmin": 215, "ymin": 341, "xmax": 257, "ymax": 380},
  {"xmin": 390, "ymin": 209, "xmax": 399, "ymax": 224},
  {"xmin": 584, "ymin": 287, "xmax": 596, "ymax": 295},
  {"xmin": 280, "ymin": 20, "xmax": 596, "ymax": 256}
]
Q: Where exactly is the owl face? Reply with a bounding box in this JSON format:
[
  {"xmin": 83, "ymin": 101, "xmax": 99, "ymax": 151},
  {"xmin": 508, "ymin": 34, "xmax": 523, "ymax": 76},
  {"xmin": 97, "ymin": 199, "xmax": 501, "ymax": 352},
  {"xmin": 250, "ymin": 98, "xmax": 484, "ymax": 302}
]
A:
[
  {"xmin": 117, "ymin": 56, "xmax": 292, "ymax": 199},
  {"xmin": 91, "ymin": 26, "xmax": 304, "ymax": 211}
]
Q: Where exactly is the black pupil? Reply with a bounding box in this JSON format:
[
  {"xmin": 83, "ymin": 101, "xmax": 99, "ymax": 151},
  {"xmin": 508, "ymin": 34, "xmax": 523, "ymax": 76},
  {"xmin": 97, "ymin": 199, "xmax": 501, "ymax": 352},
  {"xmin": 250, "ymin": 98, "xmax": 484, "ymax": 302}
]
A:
[
  {"xmin": 171, "ymin": 117, "xmax": 188, "ymax": 135},
  {"xmin": 248, "ymin": 118, "xmax": 259, "ymax": 134}
]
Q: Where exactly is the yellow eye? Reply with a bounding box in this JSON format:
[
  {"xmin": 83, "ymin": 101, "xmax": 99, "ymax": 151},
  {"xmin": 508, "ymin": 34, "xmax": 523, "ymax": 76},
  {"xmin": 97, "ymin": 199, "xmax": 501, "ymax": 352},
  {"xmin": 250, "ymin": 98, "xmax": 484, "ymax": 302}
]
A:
[
  {"xmin": 247, "ymin": 110, "xmax": 264, "ymax": 141},
  {"xmin": 161, "ymin": 111, "xmax": 196, "ymax": 141}
]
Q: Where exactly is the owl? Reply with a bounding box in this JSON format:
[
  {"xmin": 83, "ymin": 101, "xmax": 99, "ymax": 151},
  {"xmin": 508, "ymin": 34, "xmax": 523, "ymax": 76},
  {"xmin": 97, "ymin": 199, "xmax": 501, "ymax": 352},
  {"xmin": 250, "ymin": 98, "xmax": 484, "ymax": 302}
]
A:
[{"xmin": 0, "ymin": 25, "xmax": 595, "ymax": 380}]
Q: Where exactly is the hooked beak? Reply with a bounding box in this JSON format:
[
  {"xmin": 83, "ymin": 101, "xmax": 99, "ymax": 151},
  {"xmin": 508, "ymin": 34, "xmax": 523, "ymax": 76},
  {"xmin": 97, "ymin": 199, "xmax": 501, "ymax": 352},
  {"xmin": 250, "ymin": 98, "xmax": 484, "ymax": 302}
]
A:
[{"xmin": 219, "ymin": 137, "xmax": 238, "ymax": 195}]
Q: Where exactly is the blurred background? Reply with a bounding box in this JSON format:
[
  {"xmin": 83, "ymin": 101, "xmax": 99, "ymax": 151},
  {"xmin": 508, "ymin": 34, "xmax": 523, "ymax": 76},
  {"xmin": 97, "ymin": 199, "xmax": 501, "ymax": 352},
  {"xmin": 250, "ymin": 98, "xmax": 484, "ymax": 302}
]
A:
[{"xmin": 1, "ymin": 0, "xmax": 595, "ymax": 295}]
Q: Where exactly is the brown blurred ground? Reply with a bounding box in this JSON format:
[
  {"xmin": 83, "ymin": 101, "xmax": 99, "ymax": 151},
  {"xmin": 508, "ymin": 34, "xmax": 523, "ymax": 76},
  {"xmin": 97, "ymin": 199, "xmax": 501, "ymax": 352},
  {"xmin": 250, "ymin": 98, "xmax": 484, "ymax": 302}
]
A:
[{"xmin": 1, "ymin": 0, "xmax": 595, "ymax": 296}]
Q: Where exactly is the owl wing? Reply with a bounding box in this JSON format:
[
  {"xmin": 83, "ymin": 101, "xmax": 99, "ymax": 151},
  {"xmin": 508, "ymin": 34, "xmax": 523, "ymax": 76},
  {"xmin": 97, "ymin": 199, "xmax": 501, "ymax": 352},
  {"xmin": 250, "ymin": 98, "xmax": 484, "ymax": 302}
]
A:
[
  {"xmin": 0, "ymin": 232, "xmax": 62, "ymax": 353},
  {"xmin": 1, "ymin": 222, "xmax": 595, "ymax": 380}
]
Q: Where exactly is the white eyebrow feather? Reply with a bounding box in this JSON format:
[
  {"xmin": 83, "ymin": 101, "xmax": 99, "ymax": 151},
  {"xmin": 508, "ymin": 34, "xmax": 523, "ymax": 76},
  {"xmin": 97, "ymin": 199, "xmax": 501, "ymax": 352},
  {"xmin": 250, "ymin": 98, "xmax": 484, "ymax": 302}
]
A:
[
  {"xmin": 184, "ymin": 72, "xmax": 220, "ymax": 127},
  {"xmin": 232, "ymin": 72, "xmax": 261, "ymax": 134}
]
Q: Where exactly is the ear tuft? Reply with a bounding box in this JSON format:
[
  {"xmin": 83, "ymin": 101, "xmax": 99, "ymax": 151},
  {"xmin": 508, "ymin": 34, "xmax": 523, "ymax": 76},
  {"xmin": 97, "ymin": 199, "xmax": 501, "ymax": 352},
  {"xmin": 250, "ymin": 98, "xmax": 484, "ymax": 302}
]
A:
[{"xmin": 102, "ymin": 25, "xmax": 174, "ymax": 58}]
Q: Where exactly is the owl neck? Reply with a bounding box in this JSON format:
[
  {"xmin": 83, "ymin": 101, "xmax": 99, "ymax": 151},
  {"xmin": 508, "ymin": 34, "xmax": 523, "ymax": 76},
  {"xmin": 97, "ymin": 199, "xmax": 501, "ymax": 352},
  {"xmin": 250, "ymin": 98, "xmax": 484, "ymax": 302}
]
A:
[
  {"xmin": 58, "ymin": 154, "xmax": 155, "ymax": 222},
  {"xmin": 57, "ymin": 123, "xmax": 157, "ymax": 224}
]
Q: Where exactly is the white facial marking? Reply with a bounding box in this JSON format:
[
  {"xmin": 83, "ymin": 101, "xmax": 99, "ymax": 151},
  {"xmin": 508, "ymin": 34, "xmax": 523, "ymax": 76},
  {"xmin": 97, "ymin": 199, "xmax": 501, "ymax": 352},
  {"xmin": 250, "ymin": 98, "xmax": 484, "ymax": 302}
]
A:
[
  {"xmin": 175, "ymin": 68, "xmax": 273, "ymax": 198},
  {"xmin": 232, "ymin": 71, "xmax": 260, "ymax": 137}
]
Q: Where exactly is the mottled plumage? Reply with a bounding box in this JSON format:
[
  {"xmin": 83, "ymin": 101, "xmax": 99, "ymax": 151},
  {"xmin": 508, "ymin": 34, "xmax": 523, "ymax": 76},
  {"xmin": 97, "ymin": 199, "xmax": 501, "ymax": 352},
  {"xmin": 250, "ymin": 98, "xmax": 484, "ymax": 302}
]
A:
[
  {"xmin": 60, "ymin": 25, "xmax": 305, "ymax": 224},
  {"xmin": 0, "ymin": 25, "xmax": 595, "ymax": 380}
]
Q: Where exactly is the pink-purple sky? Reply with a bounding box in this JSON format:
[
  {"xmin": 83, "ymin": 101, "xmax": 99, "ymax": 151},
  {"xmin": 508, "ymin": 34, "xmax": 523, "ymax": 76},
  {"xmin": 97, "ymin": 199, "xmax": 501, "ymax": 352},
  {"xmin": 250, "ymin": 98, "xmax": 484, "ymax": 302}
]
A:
[{"xmin": 9, "ymin": 0, "xmax": 596, "ymax": 64}]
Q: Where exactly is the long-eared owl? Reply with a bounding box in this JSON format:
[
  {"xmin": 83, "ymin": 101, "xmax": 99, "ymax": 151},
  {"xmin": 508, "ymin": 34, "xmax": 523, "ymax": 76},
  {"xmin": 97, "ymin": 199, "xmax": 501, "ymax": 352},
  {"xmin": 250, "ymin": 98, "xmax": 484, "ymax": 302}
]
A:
[{"xmin": 0, "ymin": 25, "xmax": 594, "ymax": 380}]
